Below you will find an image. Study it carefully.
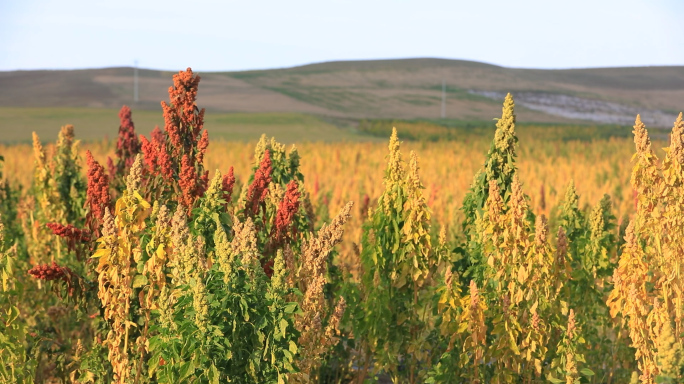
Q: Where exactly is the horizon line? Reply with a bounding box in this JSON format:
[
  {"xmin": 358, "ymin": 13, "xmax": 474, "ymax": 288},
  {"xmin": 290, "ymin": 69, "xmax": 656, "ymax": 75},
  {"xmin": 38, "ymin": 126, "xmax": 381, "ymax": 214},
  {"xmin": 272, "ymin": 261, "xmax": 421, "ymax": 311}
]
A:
[{"xmin": 2, "ymin": 57, "xmax": 684, "ymax": 74}]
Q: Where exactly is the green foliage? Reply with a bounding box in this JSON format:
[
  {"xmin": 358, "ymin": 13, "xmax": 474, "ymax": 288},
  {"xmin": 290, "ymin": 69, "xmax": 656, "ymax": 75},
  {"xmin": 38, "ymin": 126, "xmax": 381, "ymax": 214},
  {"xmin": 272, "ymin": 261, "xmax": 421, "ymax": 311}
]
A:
[
  {"xmin": 546, "ymin": 310, "xmax": 592, "ymax": 384},
  {"xmin": 557, "ymin": 183, "xmax": 634, "ymax": 382},
  {"xmin": 459, "ymin": 93, "xmax": 520, "ymax": 285},
  {"xmin": 655, "ymin": 320, "xmax": 684, "ymax": 383},
  {"xmin": 349, "ymin": 128, "xmax": 439, "ymax": 383},
  {"xmin": 358, "ymin": 117, "xmax": 635, "ymax": 143},
  {"xmin": 53, "ymin": 125, "xmax": 87, "ymax": 224},
  {"xmin": 4, "ymin": 68, "xmax": 678, "ymax": 384},
  {"xmin": 0, "ymin": 157, "xmax": 23, "ymax": 248},
  {"xmin": 12, "ymin": 127, "xmax": 93, "ymax": 382},
  {"xmin": 191, "ymin": 171, "xmax": 232, "ymax": 253},
  {"xmin": 149, "ymin": 224, "xmax": 299, "ymax": 384},
  {"xmin": 0, "ymin": 218, "xmax": 36, "ymax": 384},
  {"xmin": 237, "ymin": 134, "xmax": 315, "ymax": 271}
]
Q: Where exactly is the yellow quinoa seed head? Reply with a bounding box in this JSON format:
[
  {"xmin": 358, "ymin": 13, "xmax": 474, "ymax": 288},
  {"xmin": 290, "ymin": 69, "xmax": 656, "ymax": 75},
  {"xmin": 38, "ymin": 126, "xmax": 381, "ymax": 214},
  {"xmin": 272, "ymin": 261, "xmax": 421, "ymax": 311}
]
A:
[
  {"xmin": 271, "ymin": 249, "xmax": 287, "ymax": 291},
  {"xmin": 590, "ymin": 203, "xmax": 605, "ymax": 237},
  {"xmin": 531, "ymin": 310, "xmax": 540, "ymax": 331},
  {"xmin": 565, "ymin": 352, "xmax": 578, "ymax": 384},
  {"xmin": 624, "ymin": 220, "xmax": 637, "ymax": 254},
  {"xmin": 600, "ymin": 194, "xmax": 611, "ymax": 213},
  {"xmin": 511, "ymin": 174, "xmax": 522, "ymax": 200},
  {"xmin": 150, "ymin": 200, "xmax": 160, "ymax": 219},
  {"xmin": 60, "ymin": 124, "xmax": 75, "ymax": 142},
  {"xmin": 535, "ymin": 214, "xmax": 548, "ymax": 246},
  {"xmin": 103, "ymin": 207, "xmax": 116, "ymax": 239},
  {"xmin": 269, "ymin": 137, "xmax": 286, "ymax": 160},
  {"xmin": 656, "ymin": 319, "xmax": 682, "ymax": 378},
  {"xmin": 325, "ymin": 296, "xmax": 346, "ymax": 339},
  {"xmin": 487, "ymin": 179, "xmax": 504, "ymax": 219},
  {"xmin": 213, "ymin": 221, "xmax": 233, "ymax": 280},
  {"xmin": 408, "ymin": 150, "xmax": 421, "ymax": 190},
  {"xmin": 444, "ymin": 265, "xmax": 453, "ymax": 288},
  {"xmin": 32, "ymin": 132, "xmax": 45, "ymax": 167},
  {"xmin": 510, "ymin": 174, "xmax": 527, "ymax": 218},
  {"xmin": 156, "ymin": 205, "xmax": 170, "ymax": 229},
  {"xmin": 268, "ymin": 183, "xmax": 285, "ymax": 206},
  {"xmin": 192, "ymin": 278, "xmax": 209, "ymax": 333},
  {"xmin": 633, "ymin": 114, "xmax": 652, "ymax": 154},
  {"xmin": 494, "ymin": 93, "xmax": 516, "ymax": 153},
  {"xmin": 204, "ymin": 170, "xmax": 223, "ymax": 201},
  {"xmin": 254, "ymin": 134, "xmax": 268, "ymax": 162},
  {"xmin": 469, "ymin": 280, "xmax": 480, "ymax": 309},
  {"xmin": 171, "ymin": 205, "xmax": 189, "ymax": 248},
  {"xmin": 563, "ymin": 180, "xmax": 578, "ymax": 210},
  {"xmin": 194, "ymin": 235, "xmax": 208, "ymax": 273},
  {"xmin": 386, "ymin": 127, "xmax": 403, "ymax": 185},
  {"xmin": 557, "ymin": 226, "xmax": 568, "ymax": 262},
  {"xmin": 670, "ymin": 112, "xmax": 684, "ymax": 163},
  {"xmin": 125, "ymin": 154, "xmax": 144, "ymax": 194},
  {"xmin": 232, "ymin": 218, "xmax": 259, "ymax": 268},
  {"xmin": 302, "ymin": 201, "xmax": 353, "ymax": 279},
  {"xmin": 567, "ymin": 309, "xmax": 576, "ymax": 339},
  {"xmin": 438, "ymin": 226, "xmax": 447, "ymax": 248}
]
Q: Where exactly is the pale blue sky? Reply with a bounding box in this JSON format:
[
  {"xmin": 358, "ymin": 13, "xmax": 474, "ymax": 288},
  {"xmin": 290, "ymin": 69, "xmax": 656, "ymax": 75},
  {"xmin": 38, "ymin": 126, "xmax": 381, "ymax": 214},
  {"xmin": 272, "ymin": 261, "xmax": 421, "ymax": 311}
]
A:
[{"xmin": 1, "ymin": 0, "xmax": 683, "ymax": 71}]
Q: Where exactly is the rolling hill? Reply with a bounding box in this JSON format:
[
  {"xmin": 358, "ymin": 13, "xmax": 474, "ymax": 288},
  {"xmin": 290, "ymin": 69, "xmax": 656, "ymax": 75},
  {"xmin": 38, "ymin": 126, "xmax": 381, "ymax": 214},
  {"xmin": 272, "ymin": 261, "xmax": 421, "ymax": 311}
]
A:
[{"xmin": 1, "ymin": 58, "xmax": 683, "ymax": 127}]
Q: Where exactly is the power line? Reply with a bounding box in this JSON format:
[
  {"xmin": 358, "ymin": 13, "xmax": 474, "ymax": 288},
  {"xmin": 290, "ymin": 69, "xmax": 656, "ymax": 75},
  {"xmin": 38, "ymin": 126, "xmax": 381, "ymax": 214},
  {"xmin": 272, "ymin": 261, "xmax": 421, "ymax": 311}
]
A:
[
  {"xmin": 134, "ymin": 60, "xmax": 139, "ymax": 103},
  {"xmin": 441, "ymin": 79, "xmax": 446, "ymax": 119}
]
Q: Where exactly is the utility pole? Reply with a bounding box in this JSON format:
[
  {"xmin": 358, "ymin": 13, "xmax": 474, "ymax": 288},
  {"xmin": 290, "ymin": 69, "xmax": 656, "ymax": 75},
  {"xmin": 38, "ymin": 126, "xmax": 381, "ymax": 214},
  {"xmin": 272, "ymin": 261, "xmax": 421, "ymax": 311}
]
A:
[
  {"xmin": 441, "ymin": 79, "xmax": 446, "ymax": 119},
  {"xmin": 134, "ymin": 60, "xmax": 139, "ymax": 103}
]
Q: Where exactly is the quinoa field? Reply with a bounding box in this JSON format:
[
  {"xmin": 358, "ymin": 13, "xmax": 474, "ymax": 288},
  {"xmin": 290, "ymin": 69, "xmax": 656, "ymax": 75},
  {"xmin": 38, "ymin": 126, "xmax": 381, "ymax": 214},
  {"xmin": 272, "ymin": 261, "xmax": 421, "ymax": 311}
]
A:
[{"xmin": 2, "ymin": 68, "xmax": 684, "ymax": 384}]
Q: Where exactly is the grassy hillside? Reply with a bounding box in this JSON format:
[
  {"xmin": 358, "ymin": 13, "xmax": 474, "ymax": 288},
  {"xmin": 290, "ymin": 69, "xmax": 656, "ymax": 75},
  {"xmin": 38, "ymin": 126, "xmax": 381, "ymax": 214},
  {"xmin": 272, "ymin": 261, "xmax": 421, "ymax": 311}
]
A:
[
  {"xmin": 2, "ymin": 59, "xmax": 682, "ymax": 127},
  {"xmin": 0, "ymin": 108, "xmax": 366, "ymax": 144}
]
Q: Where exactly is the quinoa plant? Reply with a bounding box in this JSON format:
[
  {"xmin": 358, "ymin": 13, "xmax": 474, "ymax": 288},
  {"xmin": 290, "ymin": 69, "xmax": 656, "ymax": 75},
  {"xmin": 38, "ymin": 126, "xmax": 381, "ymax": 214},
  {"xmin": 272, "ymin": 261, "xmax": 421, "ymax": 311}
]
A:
[
  {"xmin": 138, "ymin": 68, "xmax": 210, "ymax": 212},
  {"xmin": 0, "ymin": 217, "xmax": 36, "ymax": 384},
  {"xmin": 556, "ymin": 184, "xmax": 633, "ymax": 382},
  {"xmin": 459, "ymin": 93, "xmax": 520, "ymax": 285},
  {"xmin": 349, "ymin": 128, "xmax": 439, "ymax": 383},
  {"xmin": 3, "ymin": 66, "xmax": 676, "ymax": 384},
  {"xmin": 609, "ymin": 113, "xmax": 684, "ymax": 384},
  {"xmin": 431, "ymin": 97, "xmax": 601, "ymax": 383},
  {"xmin": 107, "ymin": 105, "xmax": 141, "ymax": 195}
]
